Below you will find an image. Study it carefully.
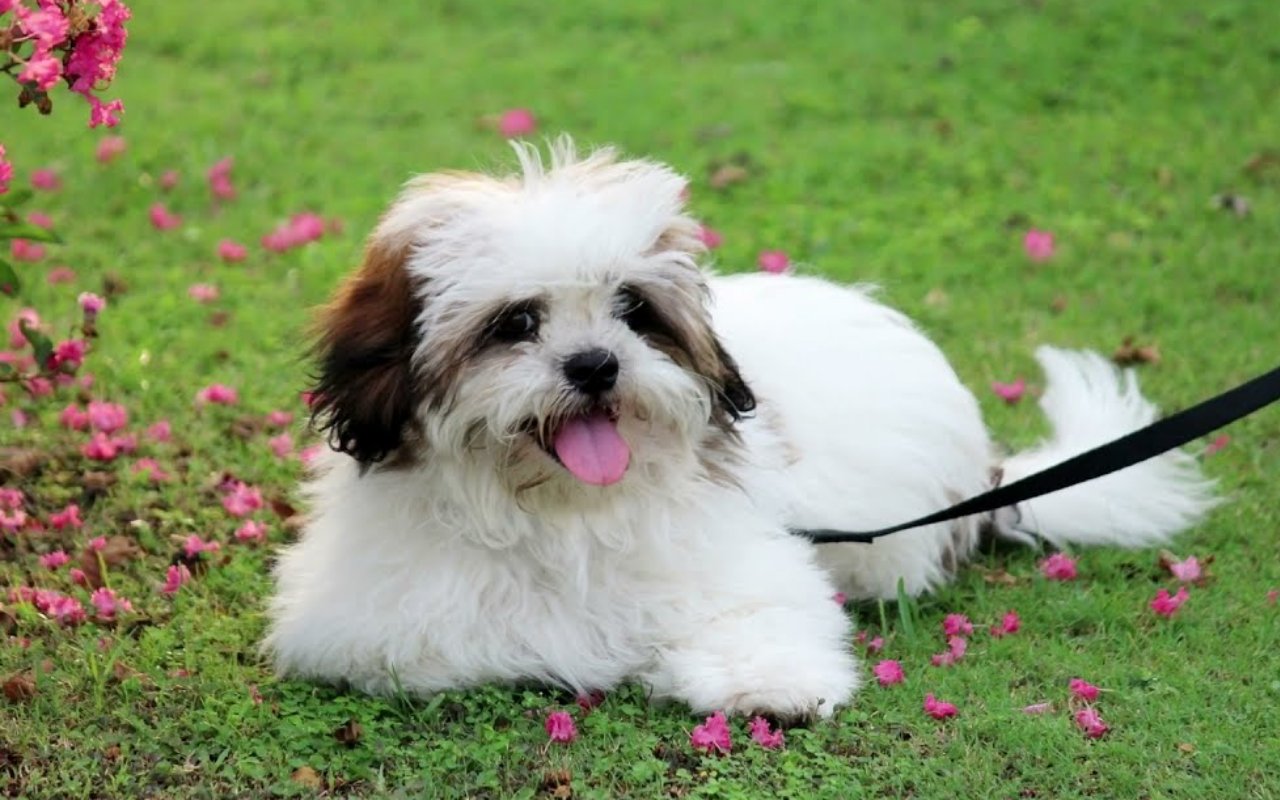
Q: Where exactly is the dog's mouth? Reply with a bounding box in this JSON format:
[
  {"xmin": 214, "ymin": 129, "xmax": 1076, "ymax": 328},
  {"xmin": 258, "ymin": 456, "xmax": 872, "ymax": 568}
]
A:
[{"xmin": 524, "ymin": 406, "xmax": 631, "ymax": 487}]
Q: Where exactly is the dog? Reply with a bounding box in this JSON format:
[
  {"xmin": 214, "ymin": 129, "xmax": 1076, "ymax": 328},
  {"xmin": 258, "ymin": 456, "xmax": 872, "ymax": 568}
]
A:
[{"xmin": 264, "ymin": 138, "xmax": 1215, "ymax": 718}]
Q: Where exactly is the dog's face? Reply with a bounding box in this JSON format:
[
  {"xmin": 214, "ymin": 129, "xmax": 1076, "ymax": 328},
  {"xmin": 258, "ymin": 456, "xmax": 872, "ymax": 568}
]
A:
[{"xmin": 310, "ymin": 140, "xmax": 754, "ymax": 500}]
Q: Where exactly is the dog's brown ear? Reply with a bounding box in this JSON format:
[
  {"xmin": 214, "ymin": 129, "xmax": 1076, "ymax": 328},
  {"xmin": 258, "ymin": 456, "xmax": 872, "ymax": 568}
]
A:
[{"xmin": 310, "ymin": 238, "xmax": 421, "ymax": 465}]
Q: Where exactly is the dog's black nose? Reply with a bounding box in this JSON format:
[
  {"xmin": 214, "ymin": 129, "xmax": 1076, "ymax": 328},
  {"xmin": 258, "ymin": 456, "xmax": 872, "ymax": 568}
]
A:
[{"xmin": 563, "ymin": 349, "xmax": 619, "ymax": 395}]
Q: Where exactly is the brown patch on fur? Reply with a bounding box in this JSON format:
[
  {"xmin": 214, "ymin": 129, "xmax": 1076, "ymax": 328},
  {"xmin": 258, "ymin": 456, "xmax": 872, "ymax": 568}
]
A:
[{"xmin": 310, "ymin": 237, "xmax": 423, "ymax": 465}]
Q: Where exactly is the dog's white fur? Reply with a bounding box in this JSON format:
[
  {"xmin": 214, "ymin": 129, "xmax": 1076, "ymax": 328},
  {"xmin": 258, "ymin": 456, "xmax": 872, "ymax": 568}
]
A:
[{"xmin": 265, "ymin": 139, "xmax": 1216, "ymax": 718}]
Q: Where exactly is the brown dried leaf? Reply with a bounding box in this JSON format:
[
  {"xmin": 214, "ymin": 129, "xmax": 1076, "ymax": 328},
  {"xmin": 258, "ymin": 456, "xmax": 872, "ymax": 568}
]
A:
[
  {"xmin": 3, "ymin": 673, "xmax": 36, "ymax": 702},
  {"xmin": 102, "ymin": 273, "xmax": 128, "ymax": 299},
  {"xmin": 230, "ymin": 416, "xmax": 264, "ymax": 440},
  {"xmin": 1112, "ymin": 337, "xmax": 1161, "ymax": 366},
  {"xmin": 103, "ymin": 744, "xmax": 121, "ymax": 761},
  {"xmin": 924, "ymin": 288, "xmax": 949, "ymax": 308},
  {"xmin": 0, "ymin": 448, "xmax": 47, "ymax": 480},
  {"xmin": 973, "ymin": 565, "xmax": 1023, "ymax": 587},
  {"xmin": 82, "ymin": 470, "xmax": 117, "ymax": 492},
  {"xmin": 707, "ymin": 163, "xmax": 750, "ymax": 190},
  {"xmin": 209, "ymin": 311, "xmax": 231, "ymax": 328},
  {"xmin": 269, "ymin": 496, "xmax": 298, "ymax": 521},
  {"xmin": 79, "ymin": 536, "xmax": 142, "ymax": 589},
  {"xmin": 333, "ymin": 718, "xmax": 363, "ymax": 748},
  {"xmin": 540, "ymin": 769, "xmax": 573, "ymax": 799},
  {"xmin": 1177, "ymin": 742, "xmax": 1196, "ymax": 754},
  {"xmin": 1049, "ymin": 294, "xmax": 1069, "ymax": 314},
  {"xmin": 1243, "ymin": 150, "xmax": 1280, "ymax": 179},
  {"xmin": 291, "ymin": 766, "xmax": 323, "ymax": 790}
]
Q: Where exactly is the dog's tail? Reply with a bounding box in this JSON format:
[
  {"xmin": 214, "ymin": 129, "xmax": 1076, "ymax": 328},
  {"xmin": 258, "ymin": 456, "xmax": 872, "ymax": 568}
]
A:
[{"xmin": 993, "ymin": 346, "xmax": 1218, "ymax": 549}]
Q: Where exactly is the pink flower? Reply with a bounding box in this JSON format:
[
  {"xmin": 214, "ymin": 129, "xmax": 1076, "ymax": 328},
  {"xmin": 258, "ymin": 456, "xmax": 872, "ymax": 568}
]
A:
[
  {"xmin": 8, "ymin": 308, "xmax": 41, "ymax": 349},
  {"xmin": 697, "ymin": 225, "xmax": 724, "ymax": 249},
  {"xmin": 690, "ymin": 711, "xmax": 732, "ymax": 754},
  {"xmin": 19, "ymin": 7, "xmax": 70, "ymax": 47},
  {"xmin": 0, "ymin": 144, "xmax": 11, "ymax": 195},
  {"xmin": 1167, "ymin": 556, "xmax": 1202, "ymax": 583},
  {"xmin": 147, "ymin": 420, "xmax": 172, "ymax": 442},
  {"xmin": 40, "ymin": 550, "xmax": 71, "ymax": 570},
  {"xmin": 268, "ymin": 433, "xmax": 294, "ymax": 458},
  {"xmin": 87, "ymin": 97, "xmax": 126, "ymax": 129},
  {"xmin": 498, "ymin": 108, "xmax": 537, "ymax": 138},
  {"xmin": 111, "ymin": 433, "xmax": 137, "ymax": 454},
  {"xmin": 1039, "ymin": 553, "xmax": 1078, "ymax": 581},
  {"xmin": 943, "ymin": 614, "xmax": 974, "ymax": 637},
  {"xmin": 183, "ymin": 534, "xmax": 221, "ymax": 558},
  {"xmin": 49, "ymin": 504, "xmax": 83, "ymax": 530},
  {"xmin": 24, "ymin": 376, "xmax": 53, "ymax": 398},
  {"xmin": 96, "ymin": 136, "xmax": 126, "ymax": 164},
  {"xmin": 299, "ymin": 444, "xmax": 324, "ymax": 466},
  {"xmin": 49, "ymin": 339, "xmax": 89, "ymax": 372},
  {"xmin": 69, "ymin": 568, "xmax": 89, "ymax": 587},
  {"xmin": 747, "ymin": 716, "xmax": 785, "ymax": 749},
  {"xmin": 1203, "ymin": 434, "xmax": 1230, "ymax": 457},
  {"xmin": 1022, "ymin": 702, "xmax": 1053, "ymax": 715},
  {"xmin": 576, "ymin": 691, "xmax": 606, "ymax": 712},
  {"xmin": 0, "ymin": 508, "xmax": 28, "ymax": 532},
  {"xmin": 991, "ymin": 378, "xmax": 1027, "ymax": 404},
  {"xmin": 31, "ymin": 169, "xmax": 62, "ymax": 191},
  {"xmin": 149, "ymin": 204, "xmax": 182, "ymax": 230},
  {"xmin": 159, "ymin": 170, "xmax": 180, "ymax": 190},
  {"xmin": 19, "ymin": 53, "xmax": 62, "ymax": 91},
  {"xmin": 59, "ymin": 404, "xmax": 90, "ymax": 430},
  {"xmin": 78, "ymin": 292, "xmax": 107, "ymax": 316},
  {"xmin": 923, "ymin": 693, "xmax": 958, "ymax": 719},
  {"xmin": 757, "ymin": 250, "xmax": 790, "ymax": 274},
  {"xmin": 196, "ymin": 384, "xmax": 238, "ymax": 406},
  {"xmin": 188, "ymin": 283, "xmax": 219, "ymax": 303},
  {"xmin": 990, "ymin": 611, "xmax": 1021, "ymax": 637},
  {"xmin": 48, "ymin": 594, "xmax": 86, "ymax": 625},
  {"xmin": 873, "ymin": 659, "xmax": 905, "ymax": 686},
  {"xmin": 1150, "ymin": 587, "xmax": 1190, "ymax": 618},
  {"xmin": 1069, "ymin": 678, "xmax": 1100, "ymax": 702},
  {"xmin": 0, "ymin": 488, "xmax": 24, "ymax": 510},
  {"xmin": 1074, "ymin": 707, "xmax": 1109, "ymax": 739},
  {"xmin": 47, "ymin": 266, "xmax": 77, "ymax": 284},
  {"xmin": 217, "ymin": 239, "xmax": 248, "ymax": 263},
  {"xmin": 234, "ymin": 520, "xmax": 268, "ymax": 543},
  {"xmin": 832, "ymin": 592, "xmax": 847, "ymax": 606},
  {"xmin": 262, "ymin": 213, "xmax": 326, "ymax": 252},
  {"xmin": 90, "ymin": 588, "xmax": 133, "ymax": 620},
  {"xmin": 932, "ymin": 636, "xmax": 968, "ymax": 667},
  {"xmin": 82, "ymin": 432, "xmax": 119, "ymax": 461},
  {"xmin": 87, "ymin": 401, "xmax": 128, "ymax": 433},
  {"xmin": 160, "ymin": 564, "xmax": 191, "ymax": 596},
  {"xmin": 544, "ymin": 710, "xmax": 577, "ymax": 743},
  {"xmin": 27, "ymin": 212, "xmax": 54, "ymax": 229},
  {"xmin": 1268, "ymin": 589, "xmax": 1278, "ymax": 606},
  {"xmin": 1023, "ymin": 229, "xmax": 1055, "ymax": 262},
  {"xmin": 88, "ymin": 536, "xmax": 107, "ymax": 552},
  {"xmin": 865, "ymin": 635, "xmax": 885, "ymax": 654},
  {"xmin": 10, "ymin": 239, "xmax": 46, "ymax": 262},
  {"xmin": 132, "ymin": 458, "xmax": 171, "ymax": 483},
  {"xmin": 222, "ymin": 482, "xmax": 264, "ymax": 517},
  {"xmin": 266, "ymin": 410, "xmax": 294, "ymax": 428},
  {"xmin": 206, "ymin": 157, "xmax": 236, "ymax": 201}
]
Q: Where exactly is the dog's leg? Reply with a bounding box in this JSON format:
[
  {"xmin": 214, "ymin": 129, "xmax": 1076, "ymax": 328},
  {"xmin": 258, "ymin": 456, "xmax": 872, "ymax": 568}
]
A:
[{"xmin": 640, "ymin": 532, "xmax": 859, "ymax": 719}]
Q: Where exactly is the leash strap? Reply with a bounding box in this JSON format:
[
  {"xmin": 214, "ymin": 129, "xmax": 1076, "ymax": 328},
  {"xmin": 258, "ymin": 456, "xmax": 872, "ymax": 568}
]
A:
[{"xmin": 794, "ymin": 364, "xmax": 1280, "ymax": 545}]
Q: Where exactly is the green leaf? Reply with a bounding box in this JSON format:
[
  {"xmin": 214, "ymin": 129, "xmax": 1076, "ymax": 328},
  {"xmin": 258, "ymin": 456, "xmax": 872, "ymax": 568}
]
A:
[
  {"xmin": 895, "ymin": 577, "xmax": 917, "ymax": 637},
  {"xmin": 0, "ymin": 188, "xmax": 34, "ymax": 210},
  {"xmin": 0, "ymin": 258, "xmax": 18, "ymax": 297},
  {"xmin": 0, "ymin": 361, "xmax": 15, "ymax": 379},
  {"xmin": 19, "ymin": 319, "xmax": 53, "ymax": 368},
  {"xmin": 0, "ymin": 221, "xmax": 62, "ymax": 244}
]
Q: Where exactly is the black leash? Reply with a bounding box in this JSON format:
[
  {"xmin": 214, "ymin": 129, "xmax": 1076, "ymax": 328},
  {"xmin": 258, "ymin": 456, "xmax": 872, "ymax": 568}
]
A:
[{"xmin": 794, "ymin": 364, "xmax": 1280, "ymax": 545}]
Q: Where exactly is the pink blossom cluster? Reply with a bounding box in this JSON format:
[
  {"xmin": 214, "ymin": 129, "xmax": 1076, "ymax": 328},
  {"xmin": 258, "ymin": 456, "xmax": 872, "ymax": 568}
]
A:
[
  {"xmin": 1, "ymin": 0, "xmax": 132, "ymax": 127},
  {"xmin": 262, "ymin": 213, "xmax": 326, "ymax": 252}
]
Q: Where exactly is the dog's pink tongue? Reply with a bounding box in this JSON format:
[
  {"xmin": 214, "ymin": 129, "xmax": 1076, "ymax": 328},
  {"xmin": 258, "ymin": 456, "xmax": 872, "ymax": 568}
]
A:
[{"xmin": 553, "ymin": 411, "xmax": 630, "ymax": 486}]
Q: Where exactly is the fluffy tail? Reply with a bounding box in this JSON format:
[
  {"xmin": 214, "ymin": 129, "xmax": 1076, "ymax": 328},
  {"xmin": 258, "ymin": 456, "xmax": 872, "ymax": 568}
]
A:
[{"xmin": 994, "ymin": 347, "xmax": 1218, "ymax": 549}]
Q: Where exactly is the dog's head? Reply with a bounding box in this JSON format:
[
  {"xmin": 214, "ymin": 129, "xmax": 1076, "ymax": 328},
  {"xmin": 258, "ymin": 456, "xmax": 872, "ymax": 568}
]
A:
[{"xmin": 310, "ymin": 138, "xmax": 754, "ymax": 499}]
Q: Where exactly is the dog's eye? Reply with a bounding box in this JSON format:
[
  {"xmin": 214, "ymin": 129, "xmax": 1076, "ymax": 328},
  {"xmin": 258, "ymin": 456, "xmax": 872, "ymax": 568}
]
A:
[
  {"xmin": 615, "ymin": 287, "xmax": 664, "ymax": 336},
  {"xmin": 489, "ymin": 305, "xmax": 541, "ymax": 343}
]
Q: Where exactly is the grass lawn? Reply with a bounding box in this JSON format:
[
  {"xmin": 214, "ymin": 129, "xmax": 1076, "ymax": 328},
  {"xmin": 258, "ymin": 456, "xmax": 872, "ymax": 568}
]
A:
[{"xmin": 3, "ymin": 0, "xmax": 1279, "ymax": 797}]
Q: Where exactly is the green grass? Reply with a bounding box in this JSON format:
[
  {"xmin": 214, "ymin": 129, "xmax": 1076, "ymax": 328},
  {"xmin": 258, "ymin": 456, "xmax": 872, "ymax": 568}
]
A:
[{"xmin": 3, "ymin": 0, "xmax": 1279, "ymax": 797}]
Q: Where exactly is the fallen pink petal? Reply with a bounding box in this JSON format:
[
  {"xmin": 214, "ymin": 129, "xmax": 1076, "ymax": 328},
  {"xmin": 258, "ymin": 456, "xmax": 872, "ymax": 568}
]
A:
[
  {"xmin": 873, "ymin": 659, "xmax": 905, "ymax": 686},
  {"xmin": 1039, "ymin": 553, "xmax": 1078, "ymax": 581},
  {"xmin": 31, "ymin": 168, "xmax": 62, "ymax": 191},
  {"xmin": 697, "ymin": 225, "xmax": 724, "ymax": 249},
  {"xmin": 747, "ymin": 716, "xmax": 785, "ymax": 749},
  {"xmin": 196, "ymin": 384, "xmax": 239, "ymax": 406},
  {"xmin": 1150, "ymin": 586, "xmax": 1190, "ymax": 618},
  {"xmin": 1023, "ymin": 229, "xmax": 1055, "ymax": 261},
  {"xmin": 1069, "ymin": 678, "xmax": 1100, "ymax": 702},
  {"xmin": 498, "ymin": 108, "xmax": 537, "ymax": 138},
  {"xmin": 49, "ymin": 504, "xmax": 83, "ymax": 530},
  {"xmin": 149, "ymin": 203, "xmax": 182, "ymax": 230},
  {"xmin": 235, "ymin": 520, "xmax": 268, "ymax": 543},
  {"xmin": 757, "ymin": 250, "xmax": 790, "ymax": 274},
  {"xmin": 923, "ymin": 693, "xmax": 958, "ymax": 719},
  {"xmin": 182, "ymin": 534, "xmax": 222, "ymax": 559},
  {"xmin": 690, "ymin": 710, "xmax": 732, "ymax": 754},
  {"xmin": 222, "ymin": 482, "xmax": 264, "ymax": 517},
  {"xmin": 990, "ymin": 610, "xmax": 1021, "ymax": 637},
  {"xmin": 1074, "ymin": 707, "xmax": 1109, "ymax": 739},
  {"xmin": 95, "ymin": 136, "xmax": 126, "ymax": 164},
  {"xmin": 47, "ymin": 266, "xmax": 77, "ymax": 284},
  {"xmin": 160, "ymin": 564, "xmax": 192, "ymax": 596},
  {"xmin": 943, "ymin": 613, "xmax": 974, "ymax": 637},
  {"xmin": 866, "ymin": 635, "xmax": 885, "ymax": 654},
  {"xmin": 39, "ymin": 551, "xmax": 71, "ymax": 570},
  {"xmin": 188, "ymin": 283, "xmax": 220, "ymax": 303},
  {"xmin": 90, "ymin": 588, "xmax": 133, "ymax": 620},
  {"xmin": 1203, "ymin": 434, "xmax": 1230, "ymax": 457},
  {"xmin": 269, "ymin": 433, "xmax": 294, "ymax": 458},
  {"xmin": 544, "ymin": 710, "xmax": 577, "ymax": 743},
  {"xmin": 1167, "ymin": 556, "xmax": 1202, "ymax": 583},
  {"xmin": 991, "ymin": 378, "xmax": 1027, "ymax": 404},
  {"xmin": 217, "ymin": 239, "xmax": 248, "ymax": 263},
  {"xmin": 1022, "ymin": 702, "xmax": 1054, "ymax": 715}
]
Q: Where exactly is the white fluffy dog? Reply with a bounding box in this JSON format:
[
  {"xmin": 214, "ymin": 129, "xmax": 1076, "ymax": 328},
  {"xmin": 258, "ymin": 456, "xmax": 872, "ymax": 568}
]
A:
[{"xmin": 265, "ymin": 138, "xmax": 1215, "ymax": 718}]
